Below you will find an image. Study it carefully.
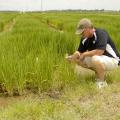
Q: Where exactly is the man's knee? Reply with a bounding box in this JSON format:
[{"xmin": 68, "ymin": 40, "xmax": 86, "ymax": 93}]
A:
[
  {"xmin": 91, "ymin": 55, "xmax": 105, "ymax": 70},
  {"xmin": 77, "ymin": 59, "xmax": 88, "ymax": 68},
  {"xmin": 92, "ymin": 55, "xmax": 101, "ymax": 63}
]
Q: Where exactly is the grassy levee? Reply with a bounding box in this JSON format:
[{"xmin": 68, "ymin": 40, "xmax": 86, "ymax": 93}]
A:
[{"xmin": 1, "ymin": 84, "xmax": 120, "ymax": 120}]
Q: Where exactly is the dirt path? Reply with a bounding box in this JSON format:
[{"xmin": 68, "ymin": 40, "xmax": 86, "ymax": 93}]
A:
[
  {"xmin": 0, "ymin": 96, "xmax": 22, "ymax": 108},
  {"xmin": 0, "ymin": 18, "xmax": 16, "ymax": 36},
  {"xmin": 0, "ymin": 92, "xmax": 36, "ymax": 108},
  {"xmin": 29, "ymin": 14, "xmax": 64, "ymax": 33},
  {"xmin": 3, "ymin": 18, "xmax": 16, "ymax": 32}
]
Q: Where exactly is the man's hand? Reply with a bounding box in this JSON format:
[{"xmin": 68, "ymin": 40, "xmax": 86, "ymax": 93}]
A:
[
  {"xmin": 72, "ymin": 51, "xmax": 80, "ymax": 60},
  {"xmin": 65, "ymin": 51, "xmax": 80, "ymax": 63}
]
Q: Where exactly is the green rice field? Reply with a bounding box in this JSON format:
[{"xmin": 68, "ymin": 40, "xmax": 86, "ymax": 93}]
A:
[{"xmin": 0, "ymin": 11, "xmax": 120, "ymax": 120}]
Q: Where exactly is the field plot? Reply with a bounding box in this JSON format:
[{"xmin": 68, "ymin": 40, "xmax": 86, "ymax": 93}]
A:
[{"xmin": 0, "ymin": 11, "xmax": 120, "ymax": 120}]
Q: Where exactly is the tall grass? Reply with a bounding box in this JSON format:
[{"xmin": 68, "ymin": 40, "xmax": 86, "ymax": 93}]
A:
[
  {"xmin": 0, "ymin": 13, "xmax": 78, "ymax": 95},
  {"xmin": 0, "ymin": 12, "xmax": 120, "ymax": 95}
]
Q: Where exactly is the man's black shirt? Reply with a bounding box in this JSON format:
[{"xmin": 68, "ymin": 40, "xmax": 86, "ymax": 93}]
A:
[{"xmin": 78, "ymin": 28, "xmax": 120, "ymax": 64}]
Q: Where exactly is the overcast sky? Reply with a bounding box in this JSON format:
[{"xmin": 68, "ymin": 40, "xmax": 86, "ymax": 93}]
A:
[{"xmin": 0, "ymin": 0, "xmax": 120, "ymax": 11}]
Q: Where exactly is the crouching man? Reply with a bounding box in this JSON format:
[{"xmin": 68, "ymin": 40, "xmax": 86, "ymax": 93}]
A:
[{"xmin": 67, "ymin": 18, "xmax": 120, "ymax": 89}]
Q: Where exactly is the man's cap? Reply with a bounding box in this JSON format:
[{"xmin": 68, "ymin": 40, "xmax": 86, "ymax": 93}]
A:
[{"xmin": 75, "ymin": 18, "xmax": 93, "ymax": 35}]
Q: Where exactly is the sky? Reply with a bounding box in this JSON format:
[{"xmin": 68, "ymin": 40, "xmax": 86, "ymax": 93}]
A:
[{"xmin": 0, "ymin": 0, "xmax": 120, "ymax": 11}]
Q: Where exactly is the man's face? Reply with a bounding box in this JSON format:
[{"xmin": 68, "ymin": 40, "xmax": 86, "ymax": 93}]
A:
[{"xmin": 80, "ymin": 28, "xmax": 92, "ymax": 38}]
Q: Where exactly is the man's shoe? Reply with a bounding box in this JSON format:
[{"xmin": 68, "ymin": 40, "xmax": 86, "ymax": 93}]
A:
[{"xmin": 96, "ymin": 81, "xmax": 108, "ymax": 89}]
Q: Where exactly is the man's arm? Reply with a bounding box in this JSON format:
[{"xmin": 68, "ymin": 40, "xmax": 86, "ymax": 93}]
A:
[
  {"xmin": 83, "ymin": 49, "xmax": 104, "ymax": 57},
  {"xmin": 80, "ymin": 49, "xmax": 104, "ymax": 60}
]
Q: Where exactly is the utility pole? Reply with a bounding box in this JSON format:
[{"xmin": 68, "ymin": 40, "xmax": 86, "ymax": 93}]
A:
[{"xmin": 41, "ymin": 0, "xmax": 43, "ymax": 11}]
